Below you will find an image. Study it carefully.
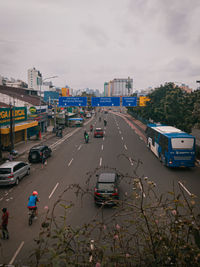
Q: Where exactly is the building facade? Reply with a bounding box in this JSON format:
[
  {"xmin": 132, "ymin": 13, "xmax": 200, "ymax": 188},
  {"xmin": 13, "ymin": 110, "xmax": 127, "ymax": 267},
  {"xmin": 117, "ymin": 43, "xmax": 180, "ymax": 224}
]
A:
[
  {"xmin": 28, "ymin": 67, "xmax": 42, "ymax": 91},
  {"xmin": 104, "ymin": 77, "xmax": 133, "ymax": 97}
]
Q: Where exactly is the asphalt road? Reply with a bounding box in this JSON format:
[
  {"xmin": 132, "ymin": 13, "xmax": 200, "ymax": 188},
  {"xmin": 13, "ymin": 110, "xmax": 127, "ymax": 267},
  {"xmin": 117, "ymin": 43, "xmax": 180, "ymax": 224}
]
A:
[{"xmin": 0, "ymin": 110, "xmax": 200, "ymax": 265}]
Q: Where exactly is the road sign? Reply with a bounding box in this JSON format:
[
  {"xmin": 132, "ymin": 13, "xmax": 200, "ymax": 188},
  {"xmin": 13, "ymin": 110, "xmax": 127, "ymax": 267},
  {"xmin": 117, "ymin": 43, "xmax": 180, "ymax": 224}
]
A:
[
  {"xmin": 58, "ymin": 97, "xmax": 87, "ymax": 107},
  {"xmin": 122, "ymin": 97, "xmax": 137, "ymax": 107},
  {"xmin": 91, "ymin": 97, "xmax": 120, "ymax": 107},
  {"xmin": 139, "ymin": 96, "xmax": 150, "ymax": 106}
]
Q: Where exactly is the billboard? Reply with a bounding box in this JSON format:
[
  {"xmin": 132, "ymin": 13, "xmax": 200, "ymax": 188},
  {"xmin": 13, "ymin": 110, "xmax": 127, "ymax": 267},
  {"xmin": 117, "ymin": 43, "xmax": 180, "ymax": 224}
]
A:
[{"xmin": 139, "ymin": 96, "xmax": 150, "ymax": 106}]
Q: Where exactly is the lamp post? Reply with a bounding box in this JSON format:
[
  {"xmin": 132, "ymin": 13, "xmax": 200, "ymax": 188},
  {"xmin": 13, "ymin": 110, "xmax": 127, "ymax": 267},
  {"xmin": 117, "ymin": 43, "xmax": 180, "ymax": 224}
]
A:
[
  {"xmin": 196, "ymin": 80, "xmax": 200, "ymax": 90},
  {"xmin": 39, "ymin": 75, "xmax": 58, "ymax": 134}
]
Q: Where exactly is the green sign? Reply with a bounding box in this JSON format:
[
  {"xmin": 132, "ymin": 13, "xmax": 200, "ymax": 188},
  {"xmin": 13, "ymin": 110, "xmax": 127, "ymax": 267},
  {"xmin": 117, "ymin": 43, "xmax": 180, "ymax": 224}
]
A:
[{"xmin": 0, "ymin": 107, "xmax": 27, "ymax": 126}]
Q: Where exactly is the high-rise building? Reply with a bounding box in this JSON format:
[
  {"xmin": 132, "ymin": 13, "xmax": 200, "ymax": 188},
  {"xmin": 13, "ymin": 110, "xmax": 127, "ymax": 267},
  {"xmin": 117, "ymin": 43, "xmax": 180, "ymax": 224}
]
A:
[
  {"xmin": 104, "ymin": 77, "xmax": 133, "ymax": 96},
  {"xmin": 28, "ymin": 67, "xmax": 42, "ymax": 91}
]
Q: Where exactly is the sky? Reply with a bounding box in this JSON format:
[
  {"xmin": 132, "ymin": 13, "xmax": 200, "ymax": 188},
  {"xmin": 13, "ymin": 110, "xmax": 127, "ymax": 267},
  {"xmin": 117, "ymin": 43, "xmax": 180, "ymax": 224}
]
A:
[{"xmin": 0, "ymin": 0, "xmax": 200, "ymax": 92}]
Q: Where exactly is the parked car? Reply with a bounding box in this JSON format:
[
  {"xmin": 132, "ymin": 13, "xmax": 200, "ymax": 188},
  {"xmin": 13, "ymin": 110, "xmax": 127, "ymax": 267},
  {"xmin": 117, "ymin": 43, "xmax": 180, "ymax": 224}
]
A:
[
  {"xmin": 94, "ymin": 128, "xmax": 104, "ymax": 138},
  {"xmin": 86, "ymin": 113, "xmax": 92, "ymax": 118},
  {"xmin": 94, "ymin": 172, "xmax": 120, "ymax": 206},
  {"xmin": 0, "ymin": 161, "xmax": 30, "ymax": 186},
  {"xmin": 28, "ymin": 145, "xmax": 52, "ymax": 163}
]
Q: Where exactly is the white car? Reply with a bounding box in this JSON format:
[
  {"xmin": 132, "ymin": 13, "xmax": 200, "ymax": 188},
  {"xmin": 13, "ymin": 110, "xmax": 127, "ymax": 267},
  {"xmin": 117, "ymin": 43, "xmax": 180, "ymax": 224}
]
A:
[{"xmin": 86, "ymin": 113, "xmax": 92, "ymax": 118}]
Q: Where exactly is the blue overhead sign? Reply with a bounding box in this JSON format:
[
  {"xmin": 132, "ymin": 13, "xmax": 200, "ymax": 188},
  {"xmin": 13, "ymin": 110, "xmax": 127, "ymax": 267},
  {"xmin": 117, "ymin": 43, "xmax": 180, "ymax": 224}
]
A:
[
  {"xmin": 122, "ymin": 97, "xmax": 137, "ymax": 107},
  {"xmin": 58, "ymin": 97, "xmax": 87, "ymax": 107},
  {"xmin": 91, "ymin": 97, "xmax": 120, "ymax": 107}
]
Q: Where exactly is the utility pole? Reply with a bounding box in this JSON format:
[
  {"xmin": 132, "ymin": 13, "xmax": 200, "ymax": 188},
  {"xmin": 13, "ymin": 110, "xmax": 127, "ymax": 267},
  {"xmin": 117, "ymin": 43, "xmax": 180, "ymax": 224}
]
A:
[
  {"xmin": 54, "ymin": 99, "xmax": 57, "ymax": 133},
  {"xmin": 9, "ymin": 103, "xmax": 14, "ymax": 152}
]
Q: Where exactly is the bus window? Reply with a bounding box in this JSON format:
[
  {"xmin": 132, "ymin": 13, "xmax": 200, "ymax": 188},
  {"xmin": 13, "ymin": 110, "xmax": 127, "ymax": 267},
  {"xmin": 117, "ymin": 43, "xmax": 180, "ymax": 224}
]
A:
[{"xmin": 171, "ymin": 138, "xmax": 194, "ymax": 150}]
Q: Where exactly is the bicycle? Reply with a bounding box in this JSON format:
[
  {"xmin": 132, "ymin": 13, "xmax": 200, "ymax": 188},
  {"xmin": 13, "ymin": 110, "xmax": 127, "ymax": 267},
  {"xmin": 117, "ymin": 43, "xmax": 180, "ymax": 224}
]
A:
[{"xmin": 28, "ymin": 208, "xmax": 36, "ymax": 225}]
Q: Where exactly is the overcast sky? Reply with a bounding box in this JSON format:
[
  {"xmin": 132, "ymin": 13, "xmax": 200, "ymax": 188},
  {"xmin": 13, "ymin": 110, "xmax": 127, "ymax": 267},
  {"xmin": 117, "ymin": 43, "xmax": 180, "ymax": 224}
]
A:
[{"xmin": 0, "ymin": 0, "xmax": 200, "ymax": 92}]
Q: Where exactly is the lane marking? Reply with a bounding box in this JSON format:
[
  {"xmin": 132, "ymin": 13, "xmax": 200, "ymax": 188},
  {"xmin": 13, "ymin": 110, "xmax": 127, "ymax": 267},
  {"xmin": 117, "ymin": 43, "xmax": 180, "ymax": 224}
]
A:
[
  {"xmin": 49, "ymin": 182, "xmax": 59, "ymax": 199},
  {"xmin": 99, "ymin": 157, "xmax": 102, "ymax": 166},
  {"xmin": 0, "ymin": 197, "xmax": 3, "ymax": 201},
  {"xmin": 77, "ymin": 144, "xmax": 82, "ymax": 151},
  {"xmin": 9, "ymin": 241, "xmax": 25, "ymax": 265},
  {"xmin": 129, "ymin": 157, "xmax": 134, "ymax": 166},
  {"xmin": 124, "ymin": 144, "xmax": 127, "ymax": 150},
  {"xmin": 121, "ymin": 136, "xmax": 123, "ymax": 140},
  {"xmin": 139, "ymin": 182, "xmax": 146, "ymax": 197},
  {"xmin": 178, "ymin": 181, "xmax": 192, "ymax": 196},
  {"xmin": 119, "ymin": 131, "xmax": 121, "ymax": 134},
  {"xmin": 139, "ymin": 136, "xmax": 143, "ymax": 140},
  {"xmin": 101, "ymin": 144, "xmax": 104, "ymax": 150},
  {"xmin": 103, "ymin": 137, "xmax": 105, "ymax": 141},
  {"xmin": 68, "ymin": 158, "xmax": 73, "ymax": 167}
]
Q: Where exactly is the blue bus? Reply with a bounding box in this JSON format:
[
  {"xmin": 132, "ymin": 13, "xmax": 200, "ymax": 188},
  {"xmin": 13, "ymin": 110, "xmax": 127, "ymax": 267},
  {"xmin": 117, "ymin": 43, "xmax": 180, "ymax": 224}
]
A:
[{"xmin": 146, "ymin": 124, "xmax": 196, "ymax": 167}]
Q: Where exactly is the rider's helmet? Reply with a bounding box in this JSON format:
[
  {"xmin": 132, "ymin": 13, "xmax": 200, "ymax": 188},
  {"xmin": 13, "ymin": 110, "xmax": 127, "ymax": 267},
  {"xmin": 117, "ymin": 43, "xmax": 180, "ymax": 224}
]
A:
[{"xmin": 32, "ymin": 191, "xmax": 38, "ymax": 196}]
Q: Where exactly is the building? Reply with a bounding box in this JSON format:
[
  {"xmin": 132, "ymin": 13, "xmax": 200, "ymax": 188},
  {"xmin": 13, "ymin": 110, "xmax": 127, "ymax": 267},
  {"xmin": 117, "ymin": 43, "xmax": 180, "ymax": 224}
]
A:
[
  {"xmin": 28, "ymin": 67, "xmax": 42, "ymax": 91},
  {"xmin": 104, "ymin": 77, "xmax": 133, "ymax": 97}
]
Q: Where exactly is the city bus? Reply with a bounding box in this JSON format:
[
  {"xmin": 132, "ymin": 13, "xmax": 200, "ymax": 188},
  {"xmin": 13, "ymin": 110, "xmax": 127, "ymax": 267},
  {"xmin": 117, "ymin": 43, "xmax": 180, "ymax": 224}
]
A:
[{"xmin": 146, "ymin": 124, "xmax": 196, "ymax": 167}]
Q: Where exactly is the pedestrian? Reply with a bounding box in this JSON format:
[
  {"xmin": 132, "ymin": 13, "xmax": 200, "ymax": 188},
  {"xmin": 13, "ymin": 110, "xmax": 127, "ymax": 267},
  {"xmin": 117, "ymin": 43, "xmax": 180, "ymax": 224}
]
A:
[
  {"xmin": 8, "ymin": 153, "xmax": 13, "ymax": 161},
  {"xmin": 41, "ymin": 153, "xmax": 47, "ymax": 168},
  {"xmin": 1, "ymin": 208, "xmax": 9, "ymax": 240}
]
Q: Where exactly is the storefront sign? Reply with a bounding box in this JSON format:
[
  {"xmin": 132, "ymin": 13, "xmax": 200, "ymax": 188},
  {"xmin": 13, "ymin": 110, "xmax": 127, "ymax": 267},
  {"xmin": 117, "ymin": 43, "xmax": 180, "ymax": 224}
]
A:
[{"xmin": 0, "ymin": 107, "xmax": 27, "ymax": 125}]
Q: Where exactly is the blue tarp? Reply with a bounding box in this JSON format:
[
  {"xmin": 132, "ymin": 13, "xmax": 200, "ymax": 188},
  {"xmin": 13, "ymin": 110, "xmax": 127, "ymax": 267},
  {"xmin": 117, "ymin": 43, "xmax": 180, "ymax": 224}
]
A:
[{"xmin": 68, "ymin": 118, "xmax": 83, "ymax": 121}]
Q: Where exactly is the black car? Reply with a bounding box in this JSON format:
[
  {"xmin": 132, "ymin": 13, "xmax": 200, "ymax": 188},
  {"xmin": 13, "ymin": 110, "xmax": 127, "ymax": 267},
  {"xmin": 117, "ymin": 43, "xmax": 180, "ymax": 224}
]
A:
[
  {"xmin": 28, "ymin": 145, "xmax": 52, "ymax": 163},
  {"xmin": 94, "ymin": 172, "xmax": 119, "ymax": 206}
]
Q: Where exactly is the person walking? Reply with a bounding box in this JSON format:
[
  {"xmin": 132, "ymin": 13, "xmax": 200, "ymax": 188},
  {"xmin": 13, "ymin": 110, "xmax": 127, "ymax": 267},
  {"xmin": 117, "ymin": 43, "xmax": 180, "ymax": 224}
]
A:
[{"xmin": 1, "ymin": 208, "xmax": 9, "ymax": 240}]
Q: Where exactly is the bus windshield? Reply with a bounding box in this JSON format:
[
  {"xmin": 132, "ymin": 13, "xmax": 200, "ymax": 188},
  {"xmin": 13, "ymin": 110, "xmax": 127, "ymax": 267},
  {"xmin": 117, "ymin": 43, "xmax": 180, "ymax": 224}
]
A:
[{"xmin": 171, "ymin": 138, "xmax": 194, "ymax": 150}]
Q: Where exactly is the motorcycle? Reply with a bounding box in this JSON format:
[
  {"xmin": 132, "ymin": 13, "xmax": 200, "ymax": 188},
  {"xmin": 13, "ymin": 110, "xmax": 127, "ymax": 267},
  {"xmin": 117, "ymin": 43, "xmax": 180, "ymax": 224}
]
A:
[{"xmin": 85, "ymin": 135, "xmax": 89, "ymax": 143}]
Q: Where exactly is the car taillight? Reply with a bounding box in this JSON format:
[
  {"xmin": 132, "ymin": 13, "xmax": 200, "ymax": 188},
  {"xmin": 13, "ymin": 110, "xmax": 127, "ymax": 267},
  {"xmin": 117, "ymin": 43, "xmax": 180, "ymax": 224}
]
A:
[
  {"xmin": 8, "ymin": 173, "xmax": 14, "ymax": 178},
  {"xmin": 94, "ymin": 188, "xmax": 100, "ymax": 195},
  {"xmin": 112, "ymin": 188, "xmax": 118, "ymax": 196}
]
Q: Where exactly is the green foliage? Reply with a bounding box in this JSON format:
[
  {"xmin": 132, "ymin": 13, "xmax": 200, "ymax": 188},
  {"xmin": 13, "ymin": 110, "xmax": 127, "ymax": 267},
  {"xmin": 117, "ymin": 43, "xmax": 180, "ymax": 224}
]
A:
[{"xmin": 129, "ymin": 83, "xmax": 200, "ymax": 132}]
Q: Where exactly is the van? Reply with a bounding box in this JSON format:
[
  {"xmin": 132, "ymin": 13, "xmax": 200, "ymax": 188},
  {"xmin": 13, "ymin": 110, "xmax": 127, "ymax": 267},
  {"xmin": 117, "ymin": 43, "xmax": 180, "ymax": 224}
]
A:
[{"xmin": 0, "ymin": 161, "xmax": 30, "ymax": 186}]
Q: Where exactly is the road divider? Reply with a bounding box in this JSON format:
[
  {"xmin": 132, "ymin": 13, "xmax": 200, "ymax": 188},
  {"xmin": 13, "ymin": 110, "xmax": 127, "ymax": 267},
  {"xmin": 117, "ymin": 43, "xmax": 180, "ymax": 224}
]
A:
[
  {"xmin": 178, "ymin": 181, "xmax": 192, "ymax": 196},
  {"xmin": 99, "ymin": 157, "xmax": 102, "ymax": 166},
  {"xmin": 68, "ymin": 158, "xmax": 74, "ymax": 167},
  {"xmin": 49, "ymin": 182, "xmax": 59, "ymax": 199},
  {"xmin": 9, "ymin": 241, "xmax": 25, "ymax": 265}
]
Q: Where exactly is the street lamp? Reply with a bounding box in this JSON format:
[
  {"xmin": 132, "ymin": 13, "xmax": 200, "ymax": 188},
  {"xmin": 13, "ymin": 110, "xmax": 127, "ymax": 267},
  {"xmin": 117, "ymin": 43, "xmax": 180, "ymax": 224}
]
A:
[
  {"xmin": 39, "ymin": 75, "xmax": 58, "ymax": 133},
  {"xmin": 196, "ymin": 80, "xmax": 200, "ymax": 90}
]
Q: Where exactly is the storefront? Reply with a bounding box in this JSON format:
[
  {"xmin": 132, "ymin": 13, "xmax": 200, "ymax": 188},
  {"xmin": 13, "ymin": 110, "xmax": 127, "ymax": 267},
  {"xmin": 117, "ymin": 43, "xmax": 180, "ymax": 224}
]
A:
[{"xmin": 0, "ymin": 107, "xmax": 38, "ymax": 150}]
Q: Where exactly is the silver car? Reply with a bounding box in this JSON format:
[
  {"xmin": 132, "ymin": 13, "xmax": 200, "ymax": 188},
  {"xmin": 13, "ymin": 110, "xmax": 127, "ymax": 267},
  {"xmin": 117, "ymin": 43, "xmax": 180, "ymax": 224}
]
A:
[{"xmin": 0, "ymin": 161, "xmax": 30, "ymax": 186}]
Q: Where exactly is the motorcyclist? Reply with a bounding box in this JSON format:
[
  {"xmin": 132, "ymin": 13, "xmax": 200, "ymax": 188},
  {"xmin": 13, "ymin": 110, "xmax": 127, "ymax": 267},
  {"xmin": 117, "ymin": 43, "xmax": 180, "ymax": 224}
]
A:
[
  {"xmin": 99, "ymin": 117, "xmax": 101, "ymax": 122},
  {"xmin": 27, "ymin": 191, "xmax": 39, "ymax": 217},
  {"xmin": 104, "ymin": 119, "xmax": 107, "ymax": 126},
  {"xmin": 90, "ymin": 124, "xmax": 93, "ymax": 132}
]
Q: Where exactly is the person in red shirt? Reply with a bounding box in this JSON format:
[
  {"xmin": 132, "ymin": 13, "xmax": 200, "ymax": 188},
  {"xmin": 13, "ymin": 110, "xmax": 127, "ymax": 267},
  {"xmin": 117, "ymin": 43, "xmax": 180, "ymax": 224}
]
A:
[{"xmin": 1, "ymin": 208, "xmax": 9, "ymax": 240}]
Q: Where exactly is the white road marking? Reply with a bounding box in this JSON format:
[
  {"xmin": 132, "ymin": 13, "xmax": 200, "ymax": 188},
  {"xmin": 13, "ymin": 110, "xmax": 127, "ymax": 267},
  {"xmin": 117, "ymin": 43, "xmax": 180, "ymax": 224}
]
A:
[
  {"xmin": 68, "ymin": 158, "xmax": 73, "ymax": 167},
  {"xmin": 139, "ymin": 136, "xmax": 143, "ymax": 140},
  {"xmin": 178, "ymin": 181, "xmax": 192, "ymax": 196},
  {"xmin": 119, "ymin": 131, "xmax": 121, "ymax": 134},
  {"xmin": 103, "ymin": 137, "xmax": 105, "ymax": 141},
  {"xmin": 0, "ymin": 197, "xmax": 3, "ymax": 201},
  {"xmin": 99, "ymin": 157, "xmax": 102, "ymax": 166},
  {"xmin": 124, "ymin": 144, "xmax": 127, "ymax": 150},
  {"xmin": 101, "ymin": 144, "xmax": 104, "ymax": 150},
  {"xmin": 139, "ymin": 182, "xmax": 146, "ymax": 197},
  {"xmin": 49, "ymin": 183, "xmax": 59, "ymax": 199},
  {"xmin": 9, "ymin": 241, "xmax": 25, "ymax": 265},
  {"xmin": 77, "ymin": 144, "xmax": 82, "ymax": 151},
  {"xmin": 121, "ymin": 136, "xmax": 123, "ymax": 140},
  {"xmin": 129, "ymin": 157, "xmax": 134, "ymax": 166}
]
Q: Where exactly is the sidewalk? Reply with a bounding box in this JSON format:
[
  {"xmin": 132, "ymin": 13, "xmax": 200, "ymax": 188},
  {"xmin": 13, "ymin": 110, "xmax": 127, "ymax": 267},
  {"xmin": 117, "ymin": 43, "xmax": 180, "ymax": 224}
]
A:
[{"xmin": 0, "ymin": 117, "xmax": 93, "ymax": 163}]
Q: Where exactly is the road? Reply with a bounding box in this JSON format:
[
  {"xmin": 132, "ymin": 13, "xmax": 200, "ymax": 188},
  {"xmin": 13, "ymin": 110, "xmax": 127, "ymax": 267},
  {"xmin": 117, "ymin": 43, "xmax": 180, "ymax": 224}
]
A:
[{"xmin": 0, "ymin": 110, "xmax": 200, "ymax": 265}]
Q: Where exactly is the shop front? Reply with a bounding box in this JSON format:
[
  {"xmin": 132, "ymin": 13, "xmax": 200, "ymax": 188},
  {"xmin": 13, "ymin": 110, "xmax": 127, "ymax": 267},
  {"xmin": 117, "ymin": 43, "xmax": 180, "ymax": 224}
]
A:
[{"xmin": 0, "ymin": 107, "xmax": 38, "ymax": 151}]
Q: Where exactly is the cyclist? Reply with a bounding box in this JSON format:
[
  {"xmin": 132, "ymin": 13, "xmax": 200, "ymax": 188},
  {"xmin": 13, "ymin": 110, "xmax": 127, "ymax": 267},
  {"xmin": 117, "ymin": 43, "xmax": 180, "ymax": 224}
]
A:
[{"xmin": 27, "ymin": 191, "xmax": 39, "ymax": 217}]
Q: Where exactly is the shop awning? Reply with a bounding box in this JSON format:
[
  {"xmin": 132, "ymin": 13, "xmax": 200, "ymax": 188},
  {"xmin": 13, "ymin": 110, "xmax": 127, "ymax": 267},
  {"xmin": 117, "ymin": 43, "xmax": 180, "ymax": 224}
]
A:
[{"xmin": 0, "ymin": 120, "xmax": 38, "ymax": 134}]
